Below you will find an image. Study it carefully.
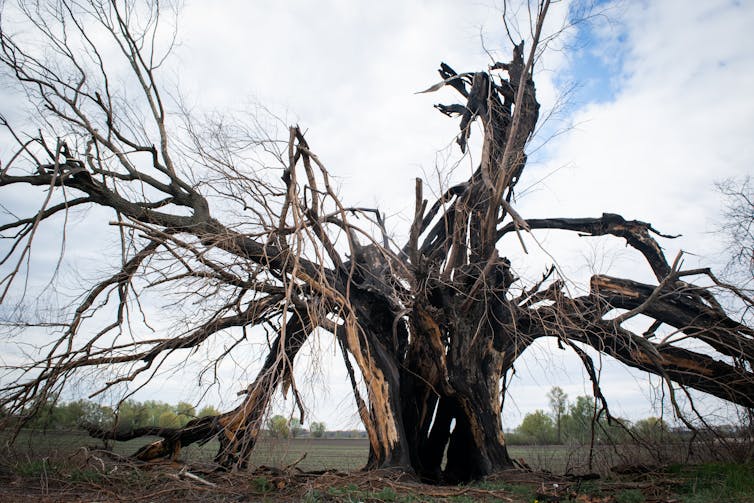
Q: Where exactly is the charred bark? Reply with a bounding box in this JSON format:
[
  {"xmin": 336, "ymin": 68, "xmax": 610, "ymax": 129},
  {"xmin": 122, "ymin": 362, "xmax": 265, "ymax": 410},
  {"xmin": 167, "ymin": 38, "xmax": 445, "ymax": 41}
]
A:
[{"xmin": 2, "ymin": 0, "xmax": 753, "ymax": 485}]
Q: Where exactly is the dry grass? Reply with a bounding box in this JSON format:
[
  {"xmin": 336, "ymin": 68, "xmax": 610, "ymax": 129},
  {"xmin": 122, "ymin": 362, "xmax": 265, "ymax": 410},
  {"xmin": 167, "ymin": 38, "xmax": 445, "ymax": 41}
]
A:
[{"xmin": 2, "ymin": 430, "xmax": 753, "ymax": 502}]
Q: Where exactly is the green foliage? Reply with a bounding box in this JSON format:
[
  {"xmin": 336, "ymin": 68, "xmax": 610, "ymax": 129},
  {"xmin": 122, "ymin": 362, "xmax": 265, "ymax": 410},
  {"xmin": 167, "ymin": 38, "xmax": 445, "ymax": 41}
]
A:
[
  {"xmin": 252, "ymin": 476, "xmax": 272, "ymax": 493},
  {"xmin": 26, "ymin": 400, "xmax": 64, "ymax": 429},
  {"xmin": 67, "ymin": 467, "xmax": 104, "ymax": 483},
  {"xmin": 267, "ymin": 414, "xmax": 290, "ymax": 438},
  {"xmin": 68, "ymin": 399, "xmax": 114, "ymax": 429},
  {"xmin": 631, "ymin": 416, "xmax": 668, "ymax": 442},
  {"xmin": 175, "ymin": 401, "xmax": 195, "ymax": 417},
  {"xmin": 310, "ymin": 421, "xmax": 326, "ymax": 438},
  {"xmin": 110, "ymin": 399, "xmax": 202, "ymax": 430},
  {"xmin": 158, "ymin": 411, "xmax": 179, "ymax": 428},
  {"xmin": 560, "ymin": 396, "xmax": 632, "ymax": 445},
  {"xmin": 510, "ymin": 393, "xmax": 634, "ymax": 446},
  {"xmin": 575, "ymin": 480, "xmax": 603, "ymax": 497},
  {"xmin": 327, "ymin": 483, "xmax": 359, "ymax": 499},
  {"xmin": 20, "ymin": 398, "xmax": 220, "ymax": 431},
  {"xmin": 197, "ymin": 405, "xmax": 220, "ymax": 417},
  {"xmin": 117, "ymin": 400, "xmax": 150, "ymax": 430},
  {"xmin": 516, "ymin": 409, "xmax": 556, "ymax": 444},
  {"xmin": 547, "ymin": 386, "xmax": 568, "ymax": 443},
  {"xmin": 562, "ymin": 395, "xmax": 596, "ymax": 444},
  {"xmin": 302, "ymin": 489, "xmax": 322, "ymax": 502},
  {"xmin": 13, "ymin": 458, "xmax": 57, "ymax": 477},
  {"xmin": 290, "ymin": 418, "xmax": 303, "ymax": 438},
  {"xmin": 668, "ymin": 462, "xmax": 754, "ymax": 502},
  {"xmin": 614, "ymin": 488, "xmax": 645, "ymax": 503},
  {"xmin": 374, "ymin": 487, "xmax": 398, "ymax": 501},
  {"xmin": 175, "ymin": 401, "xmax": 195, "ymax": 426},
  {"xmin": 27, "ymin": 399, "xmax": 114, "ymax": 430}
]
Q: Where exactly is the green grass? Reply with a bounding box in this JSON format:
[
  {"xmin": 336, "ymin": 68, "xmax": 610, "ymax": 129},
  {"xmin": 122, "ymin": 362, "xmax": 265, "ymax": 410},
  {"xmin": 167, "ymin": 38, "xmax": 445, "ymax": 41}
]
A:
[
  {"xmin": 667, "ymin": 462, "xmax": 754, "ymax": 502},
  {"xmin": 614, "ymin": 488, "xmax": 645, "ymax": 503},
  {"xmin": 12, "ymin": 458, "xmax": 58, "ymax": 478}
]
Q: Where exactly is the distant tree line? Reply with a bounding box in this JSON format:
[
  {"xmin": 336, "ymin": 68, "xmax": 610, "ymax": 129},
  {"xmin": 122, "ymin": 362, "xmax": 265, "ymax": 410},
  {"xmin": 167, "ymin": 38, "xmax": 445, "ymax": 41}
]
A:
[
  {"xmin": 0, "ymin": 393, "xmax": 690, "ymax": 444},
  {"xmin": 507, "ymin": 387, "xmax": 678, "ymax": 445},
  {"xmin": 1, "ymin": 399, "xmax": 362, "ymax": 440},
  {"xmin": 4, "ymin": 399, "xmax": 220, "ymax": 431},
  {"xmin": 264, "ymin": 415, "xmax": 365, "ymax": 439}
]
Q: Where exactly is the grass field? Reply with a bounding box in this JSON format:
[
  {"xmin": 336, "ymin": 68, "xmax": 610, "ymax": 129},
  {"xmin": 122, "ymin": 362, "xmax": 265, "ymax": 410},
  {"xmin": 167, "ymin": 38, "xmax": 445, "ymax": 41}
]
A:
[
  {"xmin": 0, "ymin": 429, "xmax": 713, "ymax": 474},
  {"xmin": 3, "ymin": 429, "xmax": 369, "ymax": 472}
]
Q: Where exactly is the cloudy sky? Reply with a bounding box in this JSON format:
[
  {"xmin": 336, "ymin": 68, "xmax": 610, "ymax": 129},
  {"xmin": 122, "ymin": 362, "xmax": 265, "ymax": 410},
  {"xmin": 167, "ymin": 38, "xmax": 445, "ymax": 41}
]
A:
[{"xmin": 2, "ymin": 0, "xmax": 753, "ymax": 430}]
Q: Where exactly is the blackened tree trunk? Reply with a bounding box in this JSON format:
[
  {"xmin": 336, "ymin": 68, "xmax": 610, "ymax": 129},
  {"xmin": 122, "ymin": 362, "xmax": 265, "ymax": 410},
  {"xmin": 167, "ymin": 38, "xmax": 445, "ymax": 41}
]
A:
[{"xmin": 1, "ymin": 0, "xmax": 753, "ymax": 485}]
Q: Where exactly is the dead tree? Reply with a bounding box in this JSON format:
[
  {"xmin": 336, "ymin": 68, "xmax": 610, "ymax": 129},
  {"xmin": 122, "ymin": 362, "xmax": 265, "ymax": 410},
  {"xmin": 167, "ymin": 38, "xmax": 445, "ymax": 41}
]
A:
[{"xmin": 1, "ymin": 0, "xmax": 752, "ymax": 483}]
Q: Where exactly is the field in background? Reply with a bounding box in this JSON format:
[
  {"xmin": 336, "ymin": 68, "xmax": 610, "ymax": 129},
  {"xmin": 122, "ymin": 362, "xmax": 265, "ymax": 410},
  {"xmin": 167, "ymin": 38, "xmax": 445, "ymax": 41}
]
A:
[
  {"xmin": 3, "ymin": 430, "xmax": 367, "ymax": 472},
  {"xmin": 1, "ymin": 429, "xmax": 703, "ymax": 474}
]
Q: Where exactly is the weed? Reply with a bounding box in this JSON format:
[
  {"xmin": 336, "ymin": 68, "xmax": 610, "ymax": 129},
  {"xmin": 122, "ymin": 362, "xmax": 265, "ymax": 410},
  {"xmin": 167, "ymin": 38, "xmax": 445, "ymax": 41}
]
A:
[
  {"xmin": 374, "ymin": 486, "xmax": 398, "ymax": 501},
  {"xmin": 252, "ymin": 476, "xmax": 272, "ymax": 493},
  {"xmin": 327, "ymin": 484, "xmax": 360, "ymax": 501},
  {"xmin": 574, "ymin": 480, "xmax": 603, "ymax": 497},
  {"xmin": 302, "ymin": 489, "xmax": 322, "ymax": 502},
  {"xmin": 13, "ymin": 458, "xmax": 57, "ymax": 477},
  {"xmin": 614, "ymin": 488, "xmax": 645, "ymax": 503},
  {"xmin": 668, "ymin": 462, "xmax": 754, "ymax": 502},
  {"xmin": 67, "ymin": 467, "xmax": 103, "ymax": 483}
]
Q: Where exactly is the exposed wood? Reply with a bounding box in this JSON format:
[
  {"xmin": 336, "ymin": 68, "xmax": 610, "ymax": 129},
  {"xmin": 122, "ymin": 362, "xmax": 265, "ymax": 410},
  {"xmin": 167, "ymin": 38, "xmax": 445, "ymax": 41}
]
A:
[{"xmin": 1, "ymin": 0, "xmax": 752, "ymax": 486}]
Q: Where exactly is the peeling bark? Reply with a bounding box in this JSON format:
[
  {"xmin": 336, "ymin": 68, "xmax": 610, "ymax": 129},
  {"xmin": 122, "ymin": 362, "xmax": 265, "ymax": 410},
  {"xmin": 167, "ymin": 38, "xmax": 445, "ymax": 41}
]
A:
[{"xmin": 2, "ymin": 0, "xmax": 753, "ymax": 485}]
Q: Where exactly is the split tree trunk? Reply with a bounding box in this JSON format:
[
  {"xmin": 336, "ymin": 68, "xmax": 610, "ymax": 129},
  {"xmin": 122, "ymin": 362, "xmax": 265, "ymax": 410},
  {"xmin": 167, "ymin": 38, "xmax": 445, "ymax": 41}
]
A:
[
  {"xmin": 83, "ymin": 38, "xmax": 754, "ymax": 484},
  {"xmin": 3, "ymin": 0, "xmax": 753, "ymax": 485}
]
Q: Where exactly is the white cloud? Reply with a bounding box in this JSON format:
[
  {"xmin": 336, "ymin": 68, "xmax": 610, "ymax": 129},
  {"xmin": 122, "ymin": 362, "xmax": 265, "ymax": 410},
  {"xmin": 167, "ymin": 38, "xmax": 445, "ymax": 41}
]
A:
[{"xmin": 524, "ymin": 0, "xmax": 754, "ymax": 266}]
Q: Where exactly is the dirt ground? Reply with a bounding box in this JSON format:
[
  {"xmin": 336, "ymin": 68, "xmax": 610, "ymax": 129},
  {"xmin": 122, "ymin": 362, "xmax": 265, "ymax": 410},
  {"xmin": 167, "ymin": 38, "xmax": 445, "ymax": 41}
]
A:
[
  {"xmin": 2, "ymin": 448, "xmax": 749, "ymax": 503},
  {"xmin": 0, "ymin": 463, "xmax": 630, "ymax": 502},
  {"xmin": 1, "ymin": 432, "xmax": 752, "ymax": 502}
]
